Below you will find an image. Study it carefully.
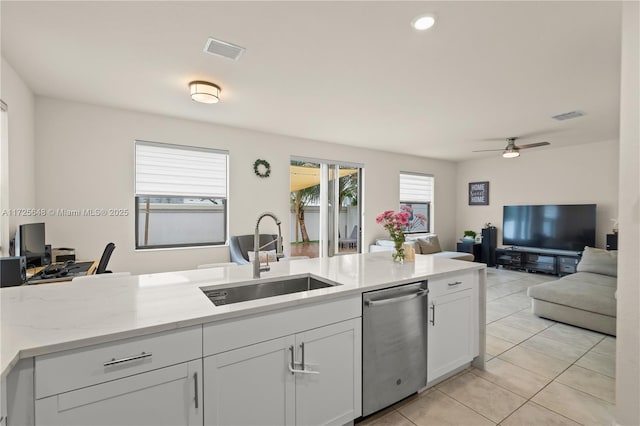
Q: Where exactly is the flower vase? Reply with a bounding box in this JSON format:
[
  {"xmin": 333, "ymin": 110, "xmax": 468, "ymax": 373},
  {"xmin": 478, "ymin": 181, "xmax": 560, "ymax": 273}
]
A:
[{"xmin": 392, "ymin": 241, "xmax": 405, "ymax": 263}]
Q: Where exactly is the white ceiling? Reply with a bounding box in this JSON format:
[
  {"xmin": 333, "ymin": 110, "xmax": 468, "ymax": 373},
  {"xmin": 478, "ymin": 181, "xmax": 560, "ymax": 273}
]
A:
[{"xmin": 1, "ymin": 1, "xmax": 622, "ymax": 161}]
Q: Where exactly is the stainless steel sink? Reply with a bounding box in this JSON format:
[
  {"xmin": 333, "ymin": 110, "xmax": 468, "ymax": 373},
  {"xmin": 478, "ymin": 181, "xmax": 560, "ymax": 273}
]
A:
[{"xmin": 202, "ymin": 276, "xmax": 337, "ymax": 306}]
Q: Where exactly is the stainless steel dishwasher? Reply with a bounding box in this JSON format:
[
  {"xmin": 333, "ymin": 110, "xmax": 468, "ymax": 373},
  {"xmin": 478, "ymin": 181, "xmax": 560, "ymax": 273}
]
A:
[{"xmin": 362, "ymin": 281, "xmax": 428, "ymax": 417}]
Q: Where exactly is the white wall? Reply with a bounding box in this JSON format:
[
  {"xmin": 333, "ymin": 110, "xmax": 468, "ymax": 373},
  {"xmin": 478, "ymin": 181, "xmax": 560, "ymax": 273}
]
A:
[
  {"xmin": 615, "ymin": 2, "xmax": 639, "ymax": 424},
  {"xmin": 33, "ymin": 97, "xmax": 457, "ymax": 274},
  {"xmin": 455, "ymin": 140, "xmax": 619, "ymax": 249},
  {"xmin": 0, "ymin": 57, "xmax": 36, "ymax": 255}
]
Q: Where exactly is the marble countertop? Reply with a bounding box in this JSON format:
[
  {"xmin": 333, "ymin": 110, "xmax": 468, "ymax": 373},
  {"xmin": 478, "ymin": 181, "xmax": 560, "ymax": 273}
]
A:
[{"xmin": 1, "ymin": 252, "xmax": 485, "ymax": 378}]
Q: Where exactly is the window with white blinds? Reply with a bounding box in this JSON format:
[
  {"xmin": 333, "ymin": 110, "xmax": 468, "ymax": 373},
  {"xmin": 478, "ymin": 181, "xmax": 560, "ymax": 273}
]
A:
[
  {"xmin": 135, "ymin": 141, "xmax": 227, "ymax": 197},
  {"xmin": 134, "ymin": 141, "xmax": 228, "ymax": 249},
  {"xmin": 399, "ymin": 172, "xmax": 433, "ymax": 233}
]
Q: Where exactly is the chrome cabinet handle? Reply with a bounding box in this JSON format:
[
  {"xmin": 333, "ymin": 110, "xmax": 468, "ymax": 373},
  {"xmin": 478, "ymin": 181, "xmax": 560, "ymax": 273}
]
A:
[
  {"xmin": 288, "ymin": 363, "xmax": 320, "ymax": 375},
  {"xmin": 365, "ymin": 288, "xmax": 428, "ymax": 307},
  {"xmin": 448, "ymin": 281, "xmax": 463, "ymax": 287},
  {"xmin": 194, "ymin": 371, "xmax": 199, "ymax": 409},
  {"xmin": 430, "ymin": 304, "xmax": 436, "ymax": 325},
  {"xmin": 289, "ymin": 345, "xmax": 295, "ymax": 375},
  {"xmin": 103, "ymin": 351, "xmax": 152, "ymax": 367},
  {"xmin": 288, "ymin": 342, "xmax": 320, "ymax": 375}
]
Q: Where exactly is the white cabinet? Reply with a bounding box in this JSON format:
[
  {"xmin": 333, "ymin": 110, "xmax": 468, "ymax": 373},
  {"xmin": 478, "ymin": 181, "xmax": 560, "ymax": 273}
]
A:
[
  {"xmin": 294, "ymin": 320, "xmax": 361, "ymax": 426},
  {"xmin": 427, "ymin": 272, "xmax": 479, "ymax": 383},
  {"xmin": 204, "ymin": 318, "xmax": 361, "ymax": 426},
  {"xmin": 35, "ymin": 359, "xmax": 202, "ymax": 426},
  {"xmin": 33, "ymin": 326, "xmax": 203, "ymax": 426},
  {"xmin": 204, "ymin": 336, "xmax": 294, "ymax": 426}
]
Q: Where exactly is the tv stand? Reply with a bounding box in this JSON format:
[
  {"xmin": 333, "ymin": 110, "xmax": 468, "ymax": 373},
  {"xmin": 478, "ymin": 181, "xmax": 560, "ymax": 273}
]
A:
[{"xmin": 495, "ymin": 247, "xmax": 582, "ymax": 276}]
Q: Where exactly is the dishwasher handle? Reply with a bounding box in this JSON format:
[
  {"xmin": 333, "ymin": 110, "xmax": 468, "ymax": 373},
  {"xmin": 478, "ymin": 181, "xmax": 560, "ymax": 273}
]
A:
[{"xmin": 364, "ymin": 288, "xmax": 428, "ymax": 307}]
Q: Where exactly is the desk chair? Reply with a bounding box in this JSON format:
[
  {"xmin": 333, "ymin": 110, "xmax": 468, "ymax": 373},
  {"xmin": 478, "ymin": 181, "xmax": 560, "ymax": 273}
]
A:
[
  {"xmin": 197, "ymin": 262, "xmax": 238, "ymax": 269},
  {"xmin": 72, "ymin": 272, "xmax": 131, "ymax": 282},
  {"xmin": 96, "ymin": 242, "xmax": 115, "ymax": 274}
]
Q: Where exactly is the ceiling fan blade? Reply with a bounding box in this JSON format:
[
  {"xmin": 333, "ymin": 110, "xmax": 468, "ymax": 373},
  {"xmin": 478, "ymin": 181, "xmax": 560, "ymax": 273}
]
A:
[
  {"xmin": 516, "ymin": 141, "xmax": 550, "ymax": 149},
  {"xmin": 472, "ymin": 148, "xmax": 508, "ymax": 152}
]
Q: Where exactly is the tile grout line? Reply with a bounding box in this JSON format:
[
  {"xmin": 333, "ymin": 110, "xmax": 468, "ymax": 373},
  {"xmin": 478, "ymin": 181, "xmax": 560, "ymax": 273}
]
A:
[
  {"xmin": 483, "ymin": 272, "xmax": 613, "ymax": 425},
  {"xmin": 428, "ymin": 386, "xmax": 502, "ymax": 425}
]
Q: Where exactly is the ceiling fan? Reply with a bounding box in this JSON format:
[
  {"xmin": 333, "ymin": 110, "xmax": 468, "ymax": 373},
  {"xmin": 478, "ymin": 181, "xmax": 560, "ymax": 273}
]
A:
[{"xmin": 473, "ymin": 137, "xmax": 550, "ymax": 158}]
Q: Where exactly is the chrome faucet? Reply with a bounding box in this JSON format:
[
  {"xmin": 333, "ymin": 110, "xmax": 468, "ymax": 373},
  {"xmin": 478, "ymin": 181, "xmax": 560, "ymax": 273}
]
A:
[{"xmin": 253, "ymin": 212, "xmax": 284, "ymax": 278}]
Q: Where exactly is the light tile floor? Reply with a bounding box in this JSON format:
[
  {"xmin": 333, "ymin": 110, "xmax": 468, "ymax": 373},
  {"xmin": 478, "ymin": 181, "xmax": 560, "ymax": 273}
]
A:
[{"xmin": 357, "ymin": 268, "xmax": 616, "ymax": 426}]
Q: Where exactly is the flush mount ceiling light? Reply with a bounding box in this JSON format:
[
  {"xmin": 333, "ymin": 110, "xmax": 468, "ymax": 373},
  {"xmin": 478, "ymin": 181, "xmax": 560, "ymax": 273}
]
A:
[
  {"xmin": 412, "ymin": 15, "xmax": 436, "ymax": 31},
  {"xmin": 189, "ymin": 81, "xmax": 221, "ymax": 104}
]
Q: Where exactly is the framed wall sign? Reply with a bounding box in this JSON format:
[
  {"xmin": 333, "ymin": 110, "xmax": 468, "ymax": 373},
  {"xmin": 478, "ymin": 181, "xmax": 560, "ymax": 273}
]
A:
[{"xmin": 469, "ymin": 181, "xmax": 489, "ymax": 205}]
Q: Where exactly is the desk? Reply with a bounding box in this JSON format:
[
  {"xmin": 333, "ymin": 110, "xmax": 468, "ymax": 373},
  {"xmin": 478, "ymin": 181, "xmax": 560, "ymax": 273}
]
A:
[{"xmin": 26, "ymin": 260, "xmax": 98, "ymax": 284}]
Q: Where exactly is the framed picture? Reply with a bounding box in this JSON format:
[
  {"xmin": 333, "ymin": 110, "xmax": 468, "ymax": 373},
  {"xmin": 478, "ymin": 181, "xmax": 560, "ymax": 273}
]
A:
[{"xmin": 469, "ymin": 181, "xmax": 489, "ymax": 205}]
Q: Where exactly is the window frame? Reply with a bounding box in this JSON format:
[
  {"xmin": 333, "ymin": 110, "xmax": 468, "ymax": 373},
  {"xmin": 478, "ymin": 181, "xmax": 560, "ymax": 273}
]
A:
[
  {"xmin": 399, "ymin": 172, "xmax": 434, "ymax": 234},
  {"xmin": 134, "ymin": 140, "xmax": 229, "ymax": 250}
]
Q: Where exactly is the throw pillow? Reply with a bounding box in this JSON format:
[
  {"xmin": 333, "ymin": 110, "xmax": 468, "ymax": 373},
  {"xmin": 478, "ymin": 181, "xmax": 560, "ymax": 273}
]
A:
[
  {"xmin": 416, "ymin": 236, "xmax": 442, "ymax": 254},
  {"xmin": 247, "ymin": 250, "xmax": 277, "ymax": 263},
  {"xmin": 576, "ymin": 246, "xmax": 618, "ymax": 277}
]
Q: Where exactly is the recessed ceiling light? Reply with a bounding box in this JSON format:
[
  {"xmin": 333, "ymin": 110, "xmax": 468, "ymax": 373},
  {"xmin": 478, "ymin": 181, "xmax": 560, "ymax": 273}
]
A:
[{"xmin": 412, "ymin": 15, "xmax": 436, "ymax": 31}]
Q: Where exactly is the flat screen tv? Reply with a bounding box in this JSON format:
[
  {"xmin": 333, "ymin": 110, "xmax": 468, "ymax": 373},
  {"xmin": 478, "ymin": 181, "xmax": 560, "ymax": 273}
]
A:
[{"xmin": 503, "ymin": 204, "xmax": 596, "ymax": 252}]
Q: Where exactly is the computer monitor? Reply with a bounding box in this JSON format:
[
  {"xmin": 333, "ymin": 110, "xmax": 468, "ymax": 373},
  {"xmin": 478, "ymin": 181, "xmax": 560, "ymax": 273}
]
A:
[{"xmin": 15, "ymin": 222, "xmax": 46, "ymax": 268}]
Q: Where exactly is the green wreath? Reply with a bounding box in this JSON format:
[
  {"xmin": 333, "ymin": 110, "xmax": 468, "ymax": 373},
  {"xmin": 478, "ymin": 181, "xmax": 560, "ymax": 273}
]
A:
[{"xmin": 253, "ymin": 159, "xmax": 271, "ymax": 178}]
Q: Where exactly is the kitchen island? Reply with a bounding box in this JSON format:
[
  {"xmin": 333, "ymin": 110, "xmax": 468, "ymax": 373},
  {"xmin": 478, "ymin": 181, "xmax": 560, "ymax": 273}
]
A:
[{"xmin": 1, "ymin": 252, "xmax": 486, "ymax": 425}]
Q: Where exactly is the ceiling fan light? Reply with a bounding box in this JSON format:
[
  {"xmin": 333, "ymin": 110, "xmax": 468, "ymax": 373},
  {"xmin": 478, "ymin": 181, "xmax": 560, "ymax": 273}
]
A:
[
  {"xmin": 412, "ymin": 15, "xmax": 436, "ymax": 31},
  {"xmin": 189, "ymin": 81, "xmax": 220, "ymax": 104},
  {"xmin": 502, "ymin": 149, "xmax": 520, "ymax": 158}
]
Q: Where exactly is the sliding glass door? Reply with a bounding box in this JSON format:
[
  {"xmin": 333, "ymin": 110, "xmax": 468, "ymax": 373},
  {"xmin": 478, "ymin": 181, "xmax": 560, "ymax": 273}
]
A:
[{"xmin": 290, "ymin": 158, "xmax": 362, "ymax": 258}]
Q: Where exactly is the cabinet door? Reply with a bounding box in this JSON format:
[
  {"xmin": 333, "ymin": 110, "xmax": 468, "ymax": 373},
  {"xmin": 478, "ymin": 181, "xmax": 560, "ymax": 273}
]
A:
[
  {"xmin": 428, "ymin": 289, "xmax": 478, "ymax": 383},
  {"xmin": 294, "ymin": 318, "xmax": 362, "ymax": 426},
  {"xmin": 35, "ymin": 359, "xmax": 202, "ymax": 426},
  {"xmin": 204, "ymin": 336, "xmax": 295, "ymax": 426}
]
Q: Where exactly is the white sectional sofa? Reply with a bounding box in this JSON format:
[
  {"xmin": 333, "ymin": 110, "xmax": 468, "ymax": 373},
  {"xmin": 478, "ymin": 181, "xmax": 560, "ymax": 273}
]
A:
[
  {"xmin": 370, "ymin": 234, "xmax": 475, "ymax": 261},
  {"xmin": 527, "ymin": 247, "xmax": 617, "ymax": 336}
]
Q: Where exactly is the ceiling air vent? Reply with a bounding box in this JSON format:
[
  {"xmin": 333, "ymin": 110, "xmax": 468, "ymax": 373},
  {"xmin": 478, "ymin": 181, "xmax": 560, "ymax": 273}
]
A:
[
  {"xmin": 203, "ymin": 37, "xmax": 245, "ymax": 60},
  {"xmin": 551, "ymin": 110, "xmax": 586, "ymax": 121}
]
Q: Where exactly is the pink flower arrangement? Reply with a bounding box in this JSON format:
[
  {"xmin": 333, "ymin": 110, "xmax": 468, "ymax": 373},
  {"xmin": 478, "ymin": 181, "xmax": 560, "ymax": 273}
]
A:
[{"xmin": 376, "ymin": 210, "xmax": 410, "ymax": 262}]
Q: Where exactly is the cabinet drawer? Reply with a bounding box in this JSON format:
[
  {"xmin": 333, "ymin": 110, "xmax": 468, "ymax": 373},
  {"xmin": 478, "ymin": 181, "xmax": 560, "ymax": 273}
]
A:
[
  {"xmin": 428, "ymin": 272, "xmax": 475, "ymax": 297},
  {"xmin": 35, "ymin": 325, "xmax": 202, "ymax": 399},
  {"xmin": 204, "ymin": 295, "xmax": 360, "ymax": 356}
]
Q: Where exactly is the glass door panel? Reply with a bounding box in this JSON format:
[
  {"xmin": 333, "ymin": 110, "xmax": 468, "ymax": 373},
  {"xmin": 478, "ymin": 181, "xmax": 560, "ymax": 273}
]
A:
[
  {"xmin": 290, "ymin": 161, "xmax": 321, "ymax": 258},
  {"xmin": 290, "ymin": 159, "xmax": 362, "ymax": 259},
  {"xmin": 336, "ymin": 166, "xmax": 360, "ymax": 255}
]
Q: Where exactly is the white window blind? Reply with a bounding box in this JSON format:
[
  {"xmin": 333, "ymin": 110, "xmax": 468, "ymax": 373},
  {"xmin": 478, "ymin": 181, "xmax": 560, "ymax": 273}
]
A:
[
  {"xmin": 400, "ymin": 173, "xmax": 433, "ymax": 203},
  {"xmin": 135, "ymin": 141, "xmax": 227, "ymax": 197}
]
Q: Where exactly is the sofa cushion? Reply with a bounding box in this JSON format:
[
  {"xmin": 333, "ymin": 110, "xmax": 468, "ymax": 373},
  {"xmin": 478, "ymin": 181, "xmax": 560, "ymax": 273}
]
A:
[
  {"xmin": 527, "ymin": 272, "xmax": 617, "ymax": 317},
  {"xmin": 416, "ymin": 236, "xmax": 442, "ymax": 254},
  {"xmin": 433, "ymin": 251, "xmax": 474, "ymax": 261},
  {"xmin": 375, "ymin": 239, "xmax": 396, "ymax": 247},
  {"xmin": 577, "ymin": 247, "xmax": 618, "ymax": 277}
]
